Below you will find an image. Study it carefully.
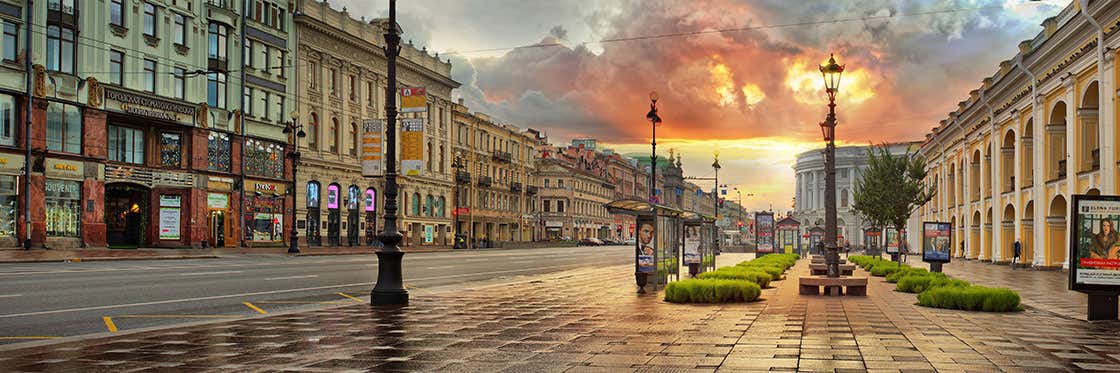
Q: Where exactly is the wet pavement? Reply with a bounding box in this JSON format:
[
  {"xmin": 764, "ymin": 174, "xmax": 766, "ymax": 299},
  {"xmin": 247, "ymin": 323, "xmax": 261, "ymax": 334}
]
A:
[{"xmin": 1, "ymin": 256, "xmax": 1119, "ymax": 372}]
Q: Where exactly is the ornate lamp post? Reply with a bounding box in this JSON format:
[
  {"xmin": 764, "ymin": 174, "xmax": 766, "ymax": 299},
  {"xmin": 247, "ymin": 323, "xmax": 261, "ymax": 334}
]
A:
[
  {"xmin": 712, "ymin": 153, "xmax": 721, "ymax": 256},
  {"xmin": 371, "ymin": 0, "xmax": 408, "ymax": 305},
  {"xmin": 283, "ymin": 113, "xmax": 306, "ymax": 254},
  {"xmin": 451, "ymin": 152, "xmax": 465, "ymax": 249},
  {"xmin": 637, "ymin": 91, "xmax": 661, "ymax": 293},
  {"xmin": 819, "ymin": 54, "xmax": 845, "ymax": 278}
]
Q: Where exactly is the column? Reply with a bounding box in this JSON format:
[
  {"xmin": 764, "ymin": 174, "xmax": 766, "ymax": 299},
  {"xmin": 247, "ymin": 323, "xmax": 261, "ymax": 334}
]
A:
[
  {"xmin": 992, "ymin": 124, "xmax": 1003, "ymax": 262},
  {"xmin": 1014, "ymin": 115, "xmax": 1024, "ymax": 257},
  {"xmin": 1101, "ymin": 54, "xmax": 1116, "ymax": 193},
  {"xmin": 979, "ymin": 141, "xmax": 988, "ymax": 261},
  {"xmin": 1033, "ymin": 96, "xmax": 1046, "ymax": 267},
  {"xmin": 1064, "ymin": 82, "xmax": 1076, "ymax": 269}
]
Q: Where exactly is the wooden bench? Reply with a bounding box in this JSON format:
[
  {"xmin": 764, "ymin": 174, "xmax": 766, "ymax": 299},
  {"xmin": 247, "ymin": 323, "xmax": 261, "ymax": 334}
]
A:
[
  {"xmin": 798, "ymin": 276, "xmax": 868, "ymax": 296},
  {"xmin": 809, "ymin": 263, "xmax": 855, "ymax": 276},
  {"xmin": 810, "ymin": 258, "xmax": 846, "ymax": 265}
]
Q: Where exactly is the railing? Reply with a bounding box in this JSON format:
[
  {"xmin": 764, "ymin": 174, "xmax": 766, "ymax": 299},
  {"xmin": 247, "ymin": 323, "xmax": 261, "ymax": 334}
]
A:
[
  {"xmin": 491, "ymin": 150, "xmax": 512, "ymax": 163},
  {"xmin": 455, "ymin": 171, "xmax": 471, "ymax": 184},
  {"xmin": 526, "ymin": 186, "xmax": 539, "ymax": 195},
  {"xmin": 478, "ymin": 176, "xmax": 492, "ymax": 187}
]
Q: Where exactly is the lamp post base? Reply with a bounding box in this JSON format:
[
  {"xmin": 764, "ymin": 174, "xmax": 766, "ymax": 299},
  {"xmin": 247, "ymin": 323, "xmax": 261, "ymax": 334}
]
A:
[
  {"xmin": 370, "ymin": 250, "xmax": 409, "ymax": 305},
  {"xmin": 825, "ymin": 245, "xmax": 841, "ymax": 278}
]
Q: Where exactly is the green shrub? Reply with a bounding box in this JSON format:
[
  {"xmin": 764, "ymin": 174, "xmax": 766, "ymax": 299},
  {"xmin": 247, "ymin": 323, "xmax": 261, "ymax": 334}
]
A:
[
  {"xmin": 916, "ymin": 286, "xmax": 1021, "ymax": 312},
  {"xmin": 736, "ymin": 264, "xmax": 783, "ymax": 279},
  {"xmin": 697, "ymin": 268, "xmax": 771, "ymax": 288},
  {"xmin": 885, "ymin": 267, "xmax": 928, "ymax": 283},
  {"xmin": 664, "ymin": 279, "xmax": 761, "ymax": 303},
  {"xmin": 870, "ymin": 262, "xmax": 904, "ymax": 277}
]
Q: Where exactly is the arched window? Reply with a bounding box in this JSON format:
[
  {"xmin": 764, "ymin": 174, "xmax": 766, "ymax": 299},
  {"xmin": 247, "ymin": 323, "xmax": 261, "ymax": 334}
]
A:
[
  {"xmin": 329, "ymin": 117, "xmax": 339, "ymax": 153},
  {"xmin": 307, "ymin": 181, "xmax": 320, "ymax": 208},
  {"xmin": 349, "ymin": 122, "xmax": 358, "ymax": 156},
  {"xmin": 307, "ymin": 113, "xmax": 319, "ymax": 150},
  {"xmin": 425, "ymin": 194, "xmax": 434, "ymax": 216},
  {"xmin": 347, "ymin": 185, "xmax": 360, "ymax": 211},
  {"xmin": 411, "ymin": 193, "xmax": 420, "ymax": 216},
  {"xmin": 364, "ymin": 187, "xmax": 376, "ymax": 212},
  {"xmin": 437, "ymin": 196, "xmax": 445, "ymax": 217},
  {"xmin": 840, "ymin": 189, "xmax": 849, "ymax": 208}
]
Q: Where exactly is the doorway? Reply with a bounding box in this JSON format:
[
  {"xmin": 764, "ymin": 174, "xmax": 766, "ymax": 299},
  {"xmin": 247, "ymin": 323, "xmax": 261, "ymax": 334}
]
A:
[
  {"xmin": 327, "ymin": 209, "xmax": 340, "ymax": 246},
  {"xmin": 106, "ymin": 183, "xmax": 150, "ymax": 248},
  {"xmin": 306, "ymin": 209, "xmax": 321, "ymax": 246},
  {"xmin": 208, "ymin": 210, "xmax": 226, "ymax": 247}
]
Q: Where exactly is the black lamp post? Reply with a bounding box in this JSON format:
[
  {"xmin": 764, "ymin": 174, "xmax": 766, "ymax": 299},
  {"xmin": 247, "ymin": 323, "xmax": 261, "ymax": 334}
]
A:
[
  {"xmin": 451, "ymin": 152, "xmax": 465, "ymax": 249},
  {"xmin": 712, "ymin": 154, "xmax": 721, "ymax": 257},
  {"xmin": 819, "ymin": 54, "xmax": 845, "ymax": 279},
  {"xmin": 371, "ymin": 0, "xmax": 408, "ymax": 305},
  {"xmin": 637, "ymin": 91, "xmax": 661, "ymax": 293},
  {"xmin": 283, "ymin": 114, "xmax": 306, "ymax": 254}
]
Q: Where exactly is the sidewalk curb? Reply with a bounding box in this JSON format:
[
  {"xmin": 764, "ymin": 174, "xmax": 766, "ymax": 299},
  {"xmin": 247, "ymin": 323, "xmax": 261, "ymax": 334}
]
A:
[
  {"xmin": 0, "ymin": 255, "xmax": 221, "ymax": 264},
  {"xmin": 0, "ymin": 244, "xmax": 608, "ymax": 263}
]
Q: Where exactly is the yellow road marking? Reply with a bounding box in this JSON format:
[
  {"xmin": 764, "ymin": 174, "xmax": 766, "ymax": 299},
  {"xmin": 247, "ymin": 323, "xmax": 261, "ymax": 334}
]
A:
[
  {"xmin": 102, "ymin": 316, "xmax": 118, "ymax": 332},
  {"xmin": 242, "ymin": 302, "xmax": 267, "ymax": 314},
  {"xmin": 253, "ymin": 300, "xmax": 349, "ymax": 305},
  {"xmin": 0, "ymin": 336, "xmax": 60, "ymax": 340},
  {"xmin": 115, "ymin": 314, "xmax": 240, "ymax": 319},
  {"xmin": 336, "ymin": 292, "xmax": 363, "ymax": 303}
]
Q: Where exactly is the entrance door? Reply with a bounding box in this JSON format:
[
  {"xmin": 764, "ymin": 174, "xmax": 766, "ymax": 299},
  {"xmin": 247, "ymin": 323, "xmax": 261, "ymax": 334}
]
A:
[
  {"xmin": 106, "ymin": 184, "xmax": 150, "ymax": 247},
  {"xmin": 347, "ymin": 210, "xmax": 359, "ymax": 246},
  {"xmin": 327, "ymin": 209, "xmax": 340, "ymax": 246},
  {"xmin": 364, "ymin": 212, "xmax": 377, "ymax": 245},
  {"xmin": 306, "ymin": 209, "xmax": 321, "ymax": 246},
  {"xmin": 208, "ymin": 210, "xmax": 225, "ymax": 247}
]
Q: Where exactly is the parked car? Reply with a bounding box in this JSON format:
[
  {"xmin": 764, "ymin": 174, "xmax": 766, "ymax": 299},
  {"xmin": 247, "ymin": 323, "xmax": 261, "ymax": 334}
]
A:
[
  {"xmin": 623, "ymin": 238, "xmax": 636, "ymax": 246},
  {"xmin": 578, "ymin": 238, "xmax": 605, "ymax": 246}
]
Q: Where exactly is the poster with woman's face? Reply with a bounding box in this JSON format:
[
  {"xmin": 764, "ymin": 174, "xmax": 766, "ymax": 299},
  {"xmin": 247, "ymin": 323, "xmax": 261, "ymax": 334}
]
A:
[
  {"xmin": 327, "ymin": 185, "xmax": 339, "ymax": 209},
  {"xmin": 636, "ymin": 216, "xmax": 655, "ymax": 273},
  {"xmin": 922, "ymin": 222, "xmax": 952, "ymax": 263},
  {"xmin": 1072, "ymin": 197, "xmax": 1120, "ymax": 288}
]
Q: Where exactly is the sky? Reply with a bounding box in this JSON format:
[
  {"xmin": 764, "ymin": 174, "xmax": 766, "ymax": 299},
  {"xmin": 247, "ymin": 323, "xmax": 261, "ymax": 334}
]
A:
[{"xmin": 334, "ymin": 0, "xmax": 1067, "ymax": 212}]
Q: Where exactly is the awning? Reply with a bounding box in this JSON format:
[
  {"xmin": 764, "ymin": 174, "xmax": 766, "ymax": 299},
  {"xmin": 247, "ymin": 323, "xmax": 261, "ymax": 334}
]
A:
[{"xmin": 604, "ymin": 199, "xmax": 684, "ymax": 217}]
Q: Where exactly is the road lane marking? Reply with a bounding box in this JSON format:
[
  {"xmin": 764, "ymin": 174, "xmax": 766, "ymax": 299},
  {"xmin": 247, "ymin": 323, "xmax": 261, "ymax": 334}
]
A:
[
  {"xmin": 264, "ymin": 275, "xmax": 318, "ymax": 281},
  {"xmin": 425, "ymin": 265, "xmax": 454, "ymax": 270},
  {"xmin": 116, "ymin": 314, "xmax": 240, "ymax": 319},
  {"xmin": 179, "ymin": 270, "xmax": 243, "ymax": 276},
  {"xmin": 0, "ymin": 336, "xmax": 60, "ymax": 340},
  {"xmin": 242, "ymin": 302, "xmax": 268, "ymax": 314},
  {"xmin": 336, "ymin": 292, "xmax": 364, "ymax": 303},
  {"xmin": 254, "ymin": 300, "xmax": 348, "ymax": 304},
  {"xmin": 0, "ymin": 261, "xmax": 628, "ymax": 318},
  {"xmin": 102, "ymin": 316, "xmax": 118, "ymax": 332},
  {"xmin": 0, "ymin": 294, "xmax": 22, "ymax": 298}
]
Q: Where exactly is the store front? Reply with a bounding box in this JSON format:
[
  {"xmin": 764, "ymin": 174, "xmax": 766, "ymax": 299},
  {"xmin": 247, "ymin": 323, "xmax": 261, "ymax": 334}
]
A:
[
  {"xmin": 326, "ymin": 183, "xmax": 340, "ymax": 246},
  {"xmin": 243, "ymin": 180, "xmax": 286, "ymax": 245},
  {"xmin": 105, "ymin": 183, "xmax": 147, "ymax": 247},
  {"xmin": 346, "ymin": 185, "xmax": 359, "ymax": 246},
  {"xmin": 364, "ymin": 187, "xmax": 377, "ymax": 245},
  {"xmin": 306, "ymin": 181, "xmax": 322, "ymax": 246},
  {"xmin": 204, "ymin": 176, "xmax": 235, "ymax": 248},
  {"xmin": 0, "ymin": 153, "xmax": 24, "ymax": 247}
]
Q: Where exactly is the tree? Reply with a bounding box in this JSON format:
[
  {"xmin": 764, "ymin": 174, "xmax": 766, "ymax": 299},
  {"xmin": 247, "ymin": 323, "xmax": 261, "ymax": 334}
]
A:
[{"xmin": 852, "ymin": 145, "xmax": 936, "ymax": 260}]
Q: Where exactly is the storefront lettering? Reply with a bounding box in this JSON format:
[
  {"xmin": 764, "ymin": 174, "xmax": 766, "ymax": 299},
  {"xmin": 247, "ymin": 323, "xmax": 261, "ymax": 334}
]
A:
[
  {"xmin": 53, "ymin": 163, "xmax": 77, "ymax": 172},
  {"xmin": 255, "ymin": 183, "xmax": 277, "ymax": 192},
  {"xmin": 105, "ymin": 88, "xmax": 196, "ymax": 115}
]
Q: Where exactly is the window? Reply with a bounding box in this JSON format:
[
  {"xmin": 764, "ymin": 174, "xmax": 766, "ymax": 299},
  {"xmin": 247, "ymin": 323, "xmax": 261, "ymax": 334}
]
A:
[
  {"xmin": 207, "ymin": 72, "xmax": 227, "ymax": 108},
  {"xmin": 2, "ymin": 21, "xmax": 18, "ymax": 62},
  {"xmin": 259, "ymin": 91, "xmax": 268, "ymax": 121},
  {"xmin": 411, "ymin": 193, "xmax": 420, "ymax": 216},
  {"xmin": 207, "ymin": 132, "xmax": 231, "ymax": 172},
  {"xmin": 348, "ymin": 75, "xmax": 356, "ymax": 101},
  {"xmin": 243, "ymin": 88, "xmax": 253, "ymax": 117},
  {"xmin": 0, "ymin": 176, "xmax": 15, "ymax": 238},
  {"xmin": 329, "ymin": 68, "xmax": 338, "ymax": 96},
  {"xmin": 45, "ymin": 180, "xmax": 80, "ymax": 238},
  {"xmin": 558, "ymin": 179, "xmax": 565, "ymax": 189},
  {"xmin": 109, "ymin": 50, "xmax": 124, "ymax": 85},
  {"xmin": 208, "ymin": 23, "xmax": 228, "ymax": 62},
  {"xmin": 307, "ymin": 182, "xmax": 321, "ymax": 208},
  {"xmin": 244, "ymin": 139, "xmax": 284, "ymax": 178},
  {"xmin": 160, "ymin": 133, "xmax": 182, "ymax": 167},
  {"xmin": 0, "ymin": 94, "xmax": 14, "ymax": 145},
  {"xmin": 329, "ymin": 118, "xmax": 338, "ymax": 152},
  {"xmin": 172, "ymin": 67, "xmax": 185, "ymax": 99},
  {"xmin": 173, "ymin": 13, "xmax": 186, "ymax": 45},
  {"xmin": 243, "ymin": 39, "xmax": 254, "ymax": 68},
  {"xmin": 310, "ymin": 61, "xmax": 319, "ymax": 90},
  {"xmin": 110, "ymin": 0, "xmax": 124, "ymax": 26},
  {"xmin": 349, "ymin": 122, "xmax": 358, "ymax": 156},
  {"xmin": 47, "ymin": 0, "xmax": 76, "ymax": 15},
  {"xmin": 557, "ymin": 200, "xmax": 565, "ymax": 213},
  {"xmin": 543, "ymin": 200, "xmax": 551, "ymax": 212},
  {"xmin": 143, "ymin": 59, "xmax": 157, "ymax": 93},
  {"xmin": 143, "ymin": 3, "xmax": 157, "ymax": 37},
  {"xmin": 274, "ymin": 50, "xmax": 285, "ymax": 78},
  {"xmin": 46, "ymin": 26, "xmax": 75, "ymax": 73},
  {"xmin": 46, "ymin": 102, "xmax": 81, "ymax": 153},
  {"xmin": 367, "ymin": 81, "xmax": 375, "ymax": 106},
  {"xmin": 108, "ymin": 126, "xmax": 145, "ymax": 164},
  {"xmin": 307, "ymin": 113, "xmax": 319, "ymax": 149}
]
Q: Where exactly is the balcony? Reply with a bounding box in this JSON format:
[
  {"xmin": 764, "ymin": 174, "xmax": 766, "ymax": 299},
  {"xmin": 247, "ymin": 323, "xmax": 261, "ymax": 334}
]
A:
[
  {"xmin": 492, "ymin": 150, "xmax": 512, "ymax": 163},
  {"xmin": 478, "ymin": 176, "xmax": 492, "ymax": 187},
  {"xmin": 511, "ymin": 182, "xmax": 523, "ymax": 193},
  {"xmin": 526, "ymin": 185, "xmax": 539, "ymax": 195},
  {"xmin": 455, "ymin": 171, "xmax": 471, "ymax": 184},
  {"xmin": 208, "ymin": 57, "xmax": 229, "ymax": 73}
]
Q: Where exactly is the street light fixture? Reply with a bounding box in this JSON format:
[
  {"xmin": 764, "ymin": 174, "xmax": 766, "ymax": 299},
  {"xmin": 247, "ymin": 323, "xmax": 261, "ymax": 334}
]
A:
[
  {"xmin": 371, "ymin": 0, "xmax": 408, "ymax": 305},
  {"xmin": 818, "ymin": 53, "xmax": 845, "ymax": 279},
  {"xmin": 638, "ymin": 91, "xmax": 661, "ymax": 293},
  {"xmin": 451, "ymin": 152, "xmax": 466, "ymax": 249},
  {"xmin": 283, "ymin": 112, "xmax": 306, "ymax": 255}
]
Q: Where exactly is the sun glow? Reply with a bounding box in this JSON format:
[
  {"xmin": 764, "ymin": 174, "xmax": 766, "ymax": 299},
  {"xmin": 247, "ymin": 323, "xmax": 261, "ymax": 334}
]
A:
[
  {"xmin": 709, "ymin": 62, "xmax": 737, "ymax": 107},
  {"xmin": 786, "ymin": 58, "xmax": 876, "ymax": 105}
]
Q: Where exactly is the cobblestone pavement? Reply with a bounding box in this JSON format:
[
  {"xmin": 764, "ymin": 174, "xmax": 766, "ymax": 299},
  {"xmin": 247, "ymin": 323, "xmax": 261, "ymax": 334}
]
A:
[
  {"xmin": 934, "ymin": 258, "xmax": 1091, "ymax": 321},
  {"xmin": 1, "ymin": 257, "xmax": 1119, "ymax": 372}
]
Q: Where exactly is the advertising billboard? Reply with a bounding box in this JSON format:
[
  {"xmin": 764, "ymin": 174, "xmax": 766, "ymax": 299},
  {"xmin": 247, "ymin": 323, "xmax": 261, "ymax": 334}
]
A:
[
  {"xmin": 400, "ymin": 118, "xmax": 424, "ymax": 176},
  {"xmin": 636, "ymin": 214, "xmax": 656, "ymax": 273},
  {"xmin": 684, "ymin": 225, "xmax": 701, "ymax": 264},
  {"xmin": 755, "ymin": 212, "xmax": 774, "ymax": 253},
  {"xmin": 885, "ymin": 228, "xmax": 900, "ymax": 254},
  {"xmin": 922, "ymin": 222, "xmax": 952, "ymax": 263},
  {"xmin": 1070, "ymin": 195, "xmax": 1120, "ymax": 291},
  {"xmin": 361, "ymin": 119, "xmax": 384, "ymax": 177}
]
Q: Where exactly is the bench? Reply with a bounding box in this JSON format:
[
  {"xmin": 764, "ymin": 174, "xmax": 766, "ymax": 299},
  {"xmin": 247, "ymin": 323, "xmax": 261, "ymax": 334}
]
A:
[
  {"xmin": 809, "ymin": 263, "xmax": 855, "ymax": 276},
  {"xmin": 810, "ymin": 258, "xmax": 846, "ymax": 265},
  {"xmin": 798, "ymin": 276, "xmax": 868, "ymax": 296}
]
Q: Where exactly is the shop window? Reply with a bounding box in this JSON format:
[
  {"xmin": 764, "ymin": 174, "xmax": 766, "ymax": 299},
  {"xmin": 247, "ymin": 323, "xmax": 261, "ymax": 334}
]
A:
[
  {"xmin": 108, "ymin": 125, "xmax": 145, "ymax": 164},
  {"xmin": 0, "ymin": 175, "xmax": 15, "ymax": 239},
  {"xmin": 207, "ymin": 132, "xmax": 231, "ymax": 172},
  {"xmin": 0, "ymin": 94, "xmax": 14, "ymax": 146},
  {"xmin": 160, "ymin": 133, "xmax": 182, "ymax": 167},
  {"xmin": 46, "ymin": 102, "xmax": 81, "ymax": 153},
  {"xmin": 307, "ymin": 181, "xmax": 320, "ymax": 208},
  {"xmin": 45, "ymin": 179, "xmax": 80, "ymax": 238},
  {"xmin": 244, "ymin": 138, "xmax": 283, "ymax": 178},
  {"xmin": 243, "ymin": 195, "xmax": 282, "ymax": 242}
]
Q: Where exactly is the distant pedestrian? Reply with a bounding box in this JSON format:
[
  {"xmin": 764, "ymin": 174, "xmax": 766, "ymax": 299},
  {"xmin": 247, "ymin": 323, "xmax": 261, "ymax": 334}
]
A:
[{"xmin": 1012, "ymin": 239, "xmax": 1022, "ymax": 270}]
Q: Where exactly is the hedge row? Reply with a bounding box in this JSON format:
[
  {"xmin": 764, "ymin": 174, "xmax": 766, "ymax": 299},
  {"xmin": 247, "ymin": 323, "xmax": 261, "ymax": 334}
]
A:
[
  {"xmin": 848, "ymin": 255, "xmax": 1021, "ymax": 312},
  {"xmin": 665, "ymin": 253, "xmax": 799, "ymax": 303}
]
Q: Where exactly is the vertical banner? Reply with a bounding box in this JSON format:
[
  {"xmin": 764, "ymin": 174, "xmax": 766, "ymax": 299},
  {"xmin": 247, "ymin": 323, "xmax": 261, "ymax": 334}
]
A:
[
  {"xmin": 424, "ymin": 225, "xmax": 434, "ymax": 244},
  {"xmin": 755, "ymin": 212, "xmax": 774, "ymax": 253},
  {"xmin": 327, "ymin": 184, "xmax": 340, "ymax": 210},
  {"xmin": 400, "ymin": 87, "xmax": 427, "ymax": 113},
  {"xmin": 636, "ymin": 214, "xmax": 656, "ymax": 273},
  {"xmin": 400, "ymin": 118, "xmax": 424, "ymax": 176},
  {"xmin": 683, "ymin": 224, "xmax": 701, "ymax": 264},
  {"xmin": 885, "ymin": 228, "xmax": 900, "ymax": 254},
  {"xmin": 922, "ymin": 222, "xmax": 952, "ymax": 263},
  {"xmin": 361, "ymin": 119, "xmax": 384, "ymax": 177},
  {"xmin": 1070, "ymin": 195, "xmax": 1120, "ymax": 290}
]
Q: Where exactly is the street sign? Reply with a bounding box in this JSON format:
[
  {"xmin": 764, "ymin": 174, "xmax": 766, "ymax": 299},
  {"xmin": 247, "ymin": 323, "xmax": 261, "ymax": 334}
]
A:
[
  {"xmin": 361, "ymin": 119, "xmax": 384, "ymax": 177},
  {"xmin": 400, "ymin": 87, "xmax": 427, "ymax": 113},
  {"xmin": 453, "ymin": 207, "xmax": 470, "ymax": 216},
  {"xmin": 400, "ymin": 118, "xmax": 424, "ymax": 176}
]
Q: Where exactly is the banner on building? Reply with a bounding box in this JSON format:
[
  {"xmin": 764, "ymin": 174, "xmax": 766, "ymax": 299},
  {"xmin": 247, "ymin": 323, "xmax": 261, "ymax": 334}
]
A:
[
  {"xmin": 361, "ymin": 119, "xmax": 384, "ymax": 177},
  {"xmin": 636, "ymin": 214, "xmax": 656, "ymax": 273},
  {"xmin": 1070, "ymin": 195, "xmax": 1120, "ymax": 290},
  {"xmin": 755, "ymin": 212, "xmax": 775, "ymax": 253},
  {"xmin": 400, "ymin": 87, "xmax": 427, "ymax": 113},
  {"xmin": 922, "ymin": 222, "xmax": 952, "ymax": 263},
  {"xmin": 400, "ymin": 118, "xmax": 424, "ymax": 176}
]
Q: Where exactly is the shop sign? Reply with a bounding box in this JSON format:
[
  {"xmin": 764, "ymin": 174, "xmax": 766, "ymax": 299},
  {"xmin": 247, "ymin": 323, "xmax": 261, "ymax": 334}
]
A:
[
  {"xmin": 921, "ymin": 222, "xmax": 952, "ymax": 263},
  {"xmin": 207, "ymin": 193, "xmax": 229, "ymax": 209},
  {"xmin": 207, "ymin": 176, "xmax": 235, "ymax": 191},
  {"xmin": 159, "ymin": 207, "xmax": 181, "ymax": 240},
  {"xmin": 159, "ymin": 194, "xmax": 182, "ymax": 207},
  {"xmin": 45, "ymin": 159, "xmax": 84, "ymax": 180},
  {"xmin": 400, "ymin": 87, "xmax": 427, "ymax": 113},
  {"xmin": 104, "ymin": 87, "xmax": 196, "ymax": 124},
  {"xmin": 0, "ymin": 153, "xmax": 24, "ymax": 173},
  {"xmin": 453, "ymin": 207, "xmax": 469, "ymax": 216},
  {"xmin": 252, "ymin": 181, "xmax": 287, "ymax": 195},
  {"xmin": 400, "ymin": 119, "xmax": 423, "ymax": 176},
  {"xmin": 361, "ymin": 119, "xmax": 384, "ymax": 177}
]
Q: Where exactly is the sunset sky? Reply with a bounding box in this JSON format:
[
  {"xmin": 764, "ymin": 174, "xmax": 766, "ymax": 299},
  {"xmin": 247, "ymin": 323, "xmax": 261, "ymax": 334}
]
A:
[{"xmin": 336, "ymin": 0, "xmax": 1067, "ymax": 212}]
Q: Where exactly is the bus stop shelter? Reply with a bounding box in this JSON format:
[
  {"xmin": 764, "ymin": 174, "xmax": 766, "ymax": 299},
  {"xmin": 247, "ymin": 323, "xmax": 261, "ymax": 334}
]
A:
[{"xmin": 605, "ymin": 199, "xmax": 685, "ymax": 292}]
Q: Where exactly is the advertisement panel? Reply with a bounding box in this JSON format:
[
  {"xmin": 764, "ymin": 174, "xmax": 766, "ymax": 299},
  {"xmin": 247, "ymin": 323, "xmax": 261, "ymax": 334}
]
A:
[
  {"xmin": 361, "ymin": 119, "xmax": 384, "ymax": 177},
  {"xmin": 922, "ymin": 222, "xmax": 952, "ymax": 263},
  {"xmin": 683, "ymin": 225, "xmax": 701, "ymax": 264},
  {"xmin": 159, "ymin": 208, "xmax": 180, "ymax": 240},
  {"xmin": 1070, "ymin": 195, "xmax": 1120, "ymax": 290},
  {"xmin": 400, "ymin": 87, "xmax": 427, "ymax": 113},
  {"xmin": 400, "ymin": 118, "xmax": 424, "ymax": 176},
  {"xmin": 424, "ymin": 225, "xmax": 434, "ymax": 244},
  {"xmin": 755, "ymin": 212, "xmax": 774, "ymax": 253},
  {"xmin": 327, "ymin": 184, "xmax": 340, "ymax": 209},
  {"xmin": 364, "ymin": 188, "xmax": 376, "ymax": 212},
  {"xmin": 636, "ymin": 214, "xmax": 656, "ymax": 273},
  {"xmin": 885, "ymin": 228, "xmax": 900, "ymax": 254}
]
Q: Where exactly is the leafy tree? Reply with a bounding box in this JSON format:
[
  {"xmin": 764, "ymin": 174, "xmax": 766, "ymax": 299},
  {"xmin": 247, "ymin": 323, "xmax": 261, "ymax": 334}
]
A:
[{"xmin": 852, "ymin": 145, "xmax": 936, "ymax": 257}]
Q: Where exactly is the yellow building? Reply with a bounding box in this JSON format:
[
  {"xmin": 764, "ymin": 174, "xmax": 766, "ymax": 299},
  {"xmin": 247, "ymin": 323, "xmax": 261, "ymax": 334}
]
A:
[{"xmin": 911, "ymin": 1, "xmax": 1120, "ymax": 269}]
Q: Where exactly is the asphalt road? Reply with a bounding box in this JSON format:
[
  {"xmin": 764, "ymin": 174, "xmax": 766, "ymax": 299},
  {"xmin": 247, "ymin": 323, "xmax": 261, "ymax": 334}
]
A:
[{"xmin": 0, "ymin": 245, "xmax": 631, "ymax": 344}]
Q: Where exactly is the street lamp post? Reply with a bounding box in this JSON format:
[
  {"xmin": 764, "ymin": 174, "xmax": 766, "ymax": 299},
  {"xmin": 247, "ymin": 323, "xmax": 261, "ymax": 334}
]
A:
[
  {"xmin": 712, "ymin": 154, "xmax": 721, "ymax": 257},
  {"xmin": 819, "ymin": 54, "xmax": 845, "ymax": 279},
  {"xmin": 637, "ymin": 91, "xmax": 661, "ymax": 293},
  {"xmin": 371, "ymin": 0, "xmax": 408, "ymax": 305},
  {"xmin": 451, "ymin": 152, "xmax": 465, "ymax": 249},
  {"xmin": 283, "ymin": 114, "xmax": 306, "ymax": 254}
]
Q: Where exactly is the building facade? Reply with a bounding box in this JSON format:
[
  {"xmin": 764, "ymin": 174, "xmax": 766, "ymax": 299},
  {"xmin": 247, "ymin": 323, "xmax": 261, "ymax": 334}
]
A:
[
  {"xmin": 911, "ymin": 0, "xmax": 1120, "ymax": 269},
  {"xmin": 451, "ymin": 102, "xmax": 539, "ymax": 247},
  {"xmin": 293, "ymin": 2, "xmax": 459, "ymax": 248},
  {"xmin": 794, "ymin": 143, "xmax": 916, "ymax": 248}
]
